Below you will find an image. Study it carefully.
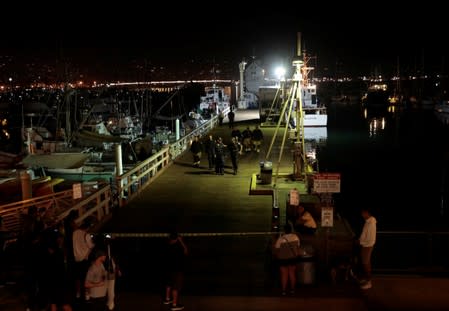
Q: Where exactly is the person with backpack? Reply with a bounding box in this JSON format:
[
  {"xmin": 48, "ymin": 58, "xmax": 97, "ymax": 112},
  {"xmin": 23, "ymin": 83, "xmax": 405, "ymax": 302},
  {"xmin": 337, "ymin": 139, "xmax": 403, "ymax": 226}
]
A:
[{"xmin": 274, "ymin": 225, "xmax": 300, "ymax": 295}]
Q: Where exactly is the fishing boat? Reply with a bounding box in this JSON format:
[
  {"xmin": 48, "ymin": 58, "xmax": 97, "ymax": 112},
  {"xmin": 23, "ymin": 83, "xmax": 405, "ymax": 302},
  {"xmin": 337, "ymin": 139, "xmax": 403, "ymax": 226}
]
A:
[{"xmin": 199, "ymin": 85, "xmax": 230, "ymax": 115}]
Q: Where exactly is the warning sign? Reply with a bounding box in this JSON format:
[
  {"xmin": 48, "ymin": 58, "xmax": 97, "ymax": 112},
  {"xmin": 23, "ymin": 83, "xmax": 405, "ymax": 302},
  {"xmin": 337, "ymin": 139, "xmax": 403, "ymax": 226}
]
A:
[
  {"xmin": 289, "ymin": 188, "xmax": 300, "ymax": 206},
  {"xmin": 73, "ymin": 183, "xmax": 82, "ymax": 199},
  {"xmin": 321, "ymin": 207, "xmax": 334, "ymax": 227},
  {"xmin": 313, "ymin": 173, "xmax": 341, "ymax": 193}
]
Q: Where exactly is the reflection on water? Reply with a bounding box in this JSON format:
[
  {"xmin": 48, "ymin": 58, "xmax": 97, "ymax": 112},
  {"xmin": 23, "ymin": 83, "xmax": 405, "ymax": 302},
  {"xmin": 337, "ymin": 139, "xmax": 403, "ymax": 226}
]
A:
[
  {"xmin": 368, "ymin": 117, "xmax": 386, "ymax": 137},
  {"xmin": 323, "ymin": 101, "xmax": 449, "ymax": 231}
]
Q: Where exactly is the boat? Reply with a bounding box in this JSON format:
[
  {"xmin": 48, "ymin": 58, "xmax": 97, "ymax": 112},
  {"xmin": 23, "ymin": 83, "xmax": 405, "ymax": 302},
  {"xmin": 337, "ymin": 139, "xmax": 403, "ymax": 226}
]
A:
[
  {"xmin": 260, "ymin": 52, "xmax": 327, "ymax": 127},
  {"xmin": 435, "ymin": 101, "xmax": 449, "ymax": 114},
  {"xmin": 302, "ymin": 85, "xmax": 327, "ymax": 127},
  {"xmin": 294, "ymin": 52, "xmax": 327, "ymax": 127},
  {"xmin": 362, "ymin": 83, "xmax": 390, "ymax": 107},
  {"xmin": 22, "ymin": 152, "xmax": 117, "ymax": 182},
  {"xmin": 199, "ymin": 85, "xmax": 230, "ymax": 115}
]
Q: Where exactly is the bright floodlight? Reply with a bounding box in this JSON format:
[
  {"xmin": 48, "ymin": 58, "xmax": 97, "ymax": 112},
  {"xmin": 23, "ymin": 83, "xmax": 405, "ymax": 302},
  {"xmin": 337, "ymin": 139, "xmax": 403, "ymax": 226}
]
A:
[{"xmin": 275, "ymin": 67, "xmax": 286, "ymax": 79}]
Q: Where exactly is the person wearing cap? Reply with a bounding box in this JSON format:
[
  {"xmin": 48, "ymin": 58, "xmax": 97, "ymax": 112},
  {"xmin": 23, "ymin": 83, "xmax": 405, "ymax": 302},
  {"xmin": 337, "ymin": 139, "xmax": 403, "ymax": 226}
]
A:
[{"xmin": 85, "ymin": 249, "xmax": 107, "ymax": 311}]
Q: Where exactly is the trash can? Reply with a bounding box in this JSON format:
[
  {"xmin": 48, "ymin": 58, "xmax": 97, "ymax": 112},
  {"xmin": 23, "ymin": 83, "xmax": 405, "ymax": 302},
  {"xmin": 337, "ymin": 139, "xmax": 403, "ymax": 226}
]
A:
[
  {"xmin": 260, "ymin": 161, "xmax": 273, "ymax": 184},
  {"xmin": 297, "ymin": 251, "xmax": 316, "ymax": 285}
]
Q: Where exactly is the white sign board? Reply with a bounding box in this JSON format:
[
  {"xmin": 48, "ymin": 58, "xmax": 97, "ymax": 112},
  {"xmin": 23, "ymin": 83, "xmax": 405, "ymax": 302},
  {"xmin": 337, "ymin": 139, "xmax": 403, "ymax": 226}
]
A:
[
  {"xmin": 289, "ymin": 189, "xmax": 300, "ymax": 206},
  {"xmin": 321, "ymin": 207, "xmax": 334, "ymax": 227},
  {"xmin": 73, "ymin": 183, "xmax": 82, "ymax": 200},
  {"xmin": 313, "ymin": 173, "xmax": 341, "ymax": 193}
]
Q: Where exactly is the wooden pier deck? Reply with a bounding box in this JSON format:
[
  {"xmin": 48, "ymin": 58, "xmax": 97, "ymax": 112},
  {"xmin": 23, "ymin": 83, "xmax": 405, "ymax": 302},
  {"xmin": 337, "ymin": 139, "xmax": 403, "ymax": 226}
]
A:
[{"xmin": 102, "ymin": 110, "xmax": 354, "ymax": 294}]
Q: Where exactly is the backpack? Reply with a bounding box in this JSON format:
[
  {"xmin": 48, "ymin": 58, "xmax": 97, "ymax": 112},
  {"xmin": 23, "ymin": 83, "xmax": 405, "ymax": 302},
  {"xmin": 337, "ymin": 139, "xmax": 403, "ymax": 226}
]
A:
[{"xmin": 278, "ymin": 237, "xmax": 300, "ymax": 260}]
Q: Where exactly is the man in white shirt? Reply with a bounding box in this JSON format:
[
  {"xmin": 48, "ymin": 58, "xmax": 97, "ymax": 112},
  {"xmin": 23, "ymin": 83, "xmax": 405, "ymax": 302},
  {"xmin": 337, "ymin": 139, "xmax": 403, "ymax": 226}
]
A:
[
  {"xmin": 73, "ymin": 220, "xmax": 95, "ymax": 300},
  {"xmin": 358, "ymin": 207, "xmax": 377, "ymax": 290}
]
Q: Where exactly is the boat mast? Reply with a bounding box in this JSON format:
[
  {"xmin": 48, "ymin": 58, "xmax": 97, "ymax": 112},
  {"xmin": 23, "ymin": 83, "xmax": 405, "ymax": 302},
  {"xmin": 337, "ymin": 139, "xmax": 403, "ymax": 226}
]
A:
[{"xmin": 292, "ymin": 32, "xmax": 306, "ymax": 180}]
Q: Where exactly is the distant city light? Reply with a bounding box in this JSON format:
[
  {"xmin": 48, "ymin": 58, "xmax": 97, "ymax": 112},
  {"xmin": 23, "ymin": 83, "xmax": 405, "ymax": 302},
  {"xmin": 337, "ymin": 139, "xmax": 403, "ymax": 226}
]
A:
[{"xmin": 8, "ymin": 77, "xmax": 12, "ymax": 82}]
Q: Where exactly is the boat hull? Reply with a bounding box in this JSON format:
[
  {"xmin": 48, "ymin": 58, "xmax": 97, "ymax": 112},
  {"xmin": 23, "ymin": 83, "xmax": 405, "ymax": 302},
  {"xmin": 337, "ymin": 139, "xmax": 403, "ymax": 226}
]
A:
[{"xmin": 304, "ymin": 114, "xmax": 327, "ymax": 127}]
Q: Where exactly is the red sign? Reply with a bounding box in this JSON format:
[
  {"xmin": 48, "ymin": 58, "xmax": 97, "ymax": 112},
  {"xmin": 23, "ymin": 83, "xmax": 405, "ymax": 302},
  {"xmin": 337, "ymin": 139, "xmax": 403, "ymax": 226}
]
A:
[
  {"xmin": 314, "ymin": 173, "xmax": 341, "ymax": 180},
  {"xmin": 313, "ymin": 173, "xmax": 341, "ymax": 193}
]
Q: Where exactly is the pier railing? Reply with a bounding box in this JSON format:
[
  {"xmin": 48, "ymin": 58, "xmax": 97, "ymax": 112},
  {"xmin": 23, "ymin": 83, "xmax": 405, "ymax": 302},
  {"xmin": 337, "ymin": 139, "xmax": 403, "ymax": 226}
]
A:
[
  {"xmin": 115, "ymin": 147, "xmax": 170, "ymax": 207},
  {"xmin": 169, "ymin": 107, "xmax": 230, "ymax": 160},
  {"xmin": 374, "ymin": 231, "xmax": 449, "ymax": 273},
  {"xmin": 0, "ymin": 184, "xmax": 112, "ymax": 233}
]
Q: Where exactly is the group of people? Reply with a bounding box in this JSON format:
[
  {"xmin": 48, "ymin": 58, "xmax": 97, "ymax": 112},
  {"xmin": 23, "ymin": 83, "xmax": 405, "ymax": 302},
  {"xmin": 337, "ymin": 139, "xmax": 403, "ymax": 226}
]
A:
[
  {"xmin": 274, "ymin": 207, "xmax": 377, "ymax": 294},
  {"xmin": 189, "ymin": 125, "xmax": 264, "ymax": 175},
  {"xmin": 191, "ymin": 134, "xmax": 243, "ymax": 175},
  {"xmin": 236, "ymin": 126, "xmax": 263, "ymax": 153},
  {"xmin": 16, "ymin": 207, "xmax": 119, "ymax": 311}
]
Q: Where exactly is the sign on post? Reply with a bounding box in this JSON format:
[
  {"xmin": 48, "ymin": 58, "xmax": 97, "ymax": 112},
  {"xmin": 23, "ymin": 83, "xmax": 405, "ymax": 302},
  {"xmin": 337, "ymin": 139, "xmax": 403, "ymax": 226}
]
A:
[
  {"xmin": 313, "ymin": 173, "xmax": 341, "ymax": 193},
  {"xmin": 73, "ymin": 183, "xmax": 82, "ymax": 200},
  {"xmin": 321, "ymin": 207, "xmax": 334, "ymax": 227}
]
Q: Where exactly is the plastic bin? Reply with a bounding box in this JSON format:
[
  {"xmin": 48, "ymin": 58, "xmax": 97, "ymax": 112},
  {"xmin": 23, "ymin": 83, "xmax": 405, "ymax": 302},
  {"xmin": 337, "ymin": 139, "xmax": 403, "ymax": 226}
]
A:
[
  {"xmin": 297, "ymin": 254, "xmax": 316, "ymax": 285},
  {"xmin": 260, "ymin": 161, "xmax": 273, "ymax": 184}
]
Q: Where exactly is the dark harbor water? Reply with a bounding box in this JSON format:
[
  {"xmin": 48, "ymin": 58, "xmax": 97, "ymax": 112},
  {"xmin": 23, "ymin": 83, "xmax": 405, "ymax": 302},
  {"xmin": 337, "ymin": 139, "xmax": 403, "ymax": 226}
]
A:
[{"xmin": 321, "ymin": 102, "xmax": 449, "ymax": 231}]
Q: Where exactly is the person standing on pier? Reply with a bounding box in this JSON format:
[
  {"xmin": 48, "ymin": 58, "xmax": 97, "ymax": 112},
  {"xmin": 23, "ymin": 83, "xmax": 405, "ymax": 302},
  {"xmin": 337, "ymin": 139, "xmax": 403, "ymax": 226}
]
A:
[
  {"xmin": 274, "ymin": 225, "xmax": 300, "ymax": 296},
  {"xmin": 85, "ymin": 249, "xmax": 108, "ymax": 311},
  {"xmin": 231, "ymin": 127, "xmax": 242, "ymax": 142},
  {"xmin": 228, "ymin": 137, "xmax": 242, "ymax": 175},
  {"xmin": 190, "ymin": 136, "xmax": 202, "ymax": 168},
  {"xmin": 73, "ymin": 220, "xmax": 95, "ymax": 301},
  {"xmin": 218, "ymin": 109, "xmax": 224, "ymax": 126},
  {"xmin": 358, "ymin": 207, "xmax": 377, "ymax": 290},
  {"xmin": 163, "ymin": 232, "xmax": 188, "ymax": 311},
  {"xmin": 242, "ymin": 127, "xmax": 252, "ymax": 152},
  {"xmin": 228, "ymin": 109, "xmax": 235, "ymax": 128},
  {"xmin": 252, "ymin": 125, "xmax": 264, "ymax": 153},
  {"xmin": 205, "ymin": 135, "xmax": 216, "ymax": 170},
  {"xmin": 214, "ymin": 137, "xmax": 226, "ymax": 175}
]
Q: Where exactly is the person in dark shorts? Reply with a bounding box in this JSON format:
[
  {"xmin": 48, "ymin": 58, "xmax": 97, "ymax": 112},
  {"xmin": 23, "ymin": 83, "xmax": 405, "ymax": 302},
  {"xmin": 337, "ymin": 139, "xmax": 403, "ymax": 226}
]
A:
[
  {"xmin": 274, "ymin": 225, "xmax": 300, "ymax": 295},
  {"xmin": 228, "ymin": 137, "xmax": 242, "ymax": 175},
  {"xmin": 190, "ymin": 136, "xmax": 202, "ymax": 167},
  {"xmin": 42, "ymin": 229, "xmax": 72, "ymax": 311},
  {"xmin": 163, "ymin": 232, "xmax": 188, "ymax": 311},
  {"xmin": 204, "ymin": 135, "xmax": 216, "ymax": 170},
  {"xmin": 227, "ymin": 109, "xmax": 235, "ymax": 128},
  {"xmin": 214, "ymin": 137, "xmax": 226, "ymax": 175}
]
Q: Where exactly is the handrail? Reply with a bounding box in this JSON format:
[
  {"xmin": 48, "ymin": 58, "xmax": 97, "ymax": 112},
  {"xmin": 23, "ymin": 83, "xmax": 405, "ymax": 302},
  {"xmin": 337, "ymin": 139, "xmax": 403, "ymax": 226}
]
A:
[
  {"xmin": 56, "ymin": 184, "xmax": 112, "ymax": 225},
  {"xmin": 115, "ymin": 147, "xmax": 170, "ymax": 207},
  {"xmin": 115, "ymin": 107, "xmax": 230, "ymax": 207},
  {"xmin": 0, "ymin": 184, "xmax": 112, "ymax": 232},
  {"xmin": 169, "ymin": 107, "xmax": 230, "ymax": 160},
  {"xmin": 0, "ymin": 190, "xmax": 73, "ymax": 211}
]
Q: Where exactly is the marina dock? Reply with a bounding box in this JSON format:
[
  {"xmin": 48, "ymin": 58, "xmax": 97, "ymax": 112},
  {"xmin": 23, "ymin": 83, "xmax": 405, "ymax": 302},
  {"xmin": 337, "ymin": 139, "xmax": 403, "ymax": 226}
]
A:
[{"xmin": 2, "ymin": 111, "xmax": 449, "ymax": 310}]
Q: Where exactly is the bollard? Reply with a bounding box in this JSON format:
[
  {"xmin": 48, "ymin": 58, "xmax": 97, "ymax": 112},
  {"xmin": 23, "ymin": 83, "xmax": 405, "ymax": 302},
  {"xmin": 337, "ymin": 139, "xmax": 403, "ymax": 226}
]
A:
[{"xmin": 20, "ymin": 170, "xmax": 32, "ymax": 200}]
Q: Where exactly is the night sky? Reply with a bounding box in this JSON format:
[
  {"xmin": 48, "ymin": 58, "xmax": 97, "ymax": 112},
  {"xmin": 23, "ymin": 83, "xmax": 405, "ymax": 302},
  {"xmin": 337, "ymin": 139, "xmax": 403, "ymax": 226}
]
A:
[{"xmin": 1, "ymin": 2, "xmax": 448, "ymax": 79}]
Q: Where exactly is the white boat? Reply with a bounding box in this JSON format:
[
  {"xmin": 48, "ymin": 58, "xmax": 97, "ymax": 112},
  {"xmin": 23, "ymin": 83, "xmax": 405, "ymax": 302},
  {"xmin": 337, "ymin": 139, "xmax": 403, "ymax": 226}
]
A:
[
  {"xmin": 199, "ymin": 85, "xmax": 230, "ymax": 114},
  {"xmin": 303, "ymin": 109, "xmax": 328, "ymax": 127},
  {"xmin": 294, "ymin": 55, "xmax": 327, "ymax": 127}
]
